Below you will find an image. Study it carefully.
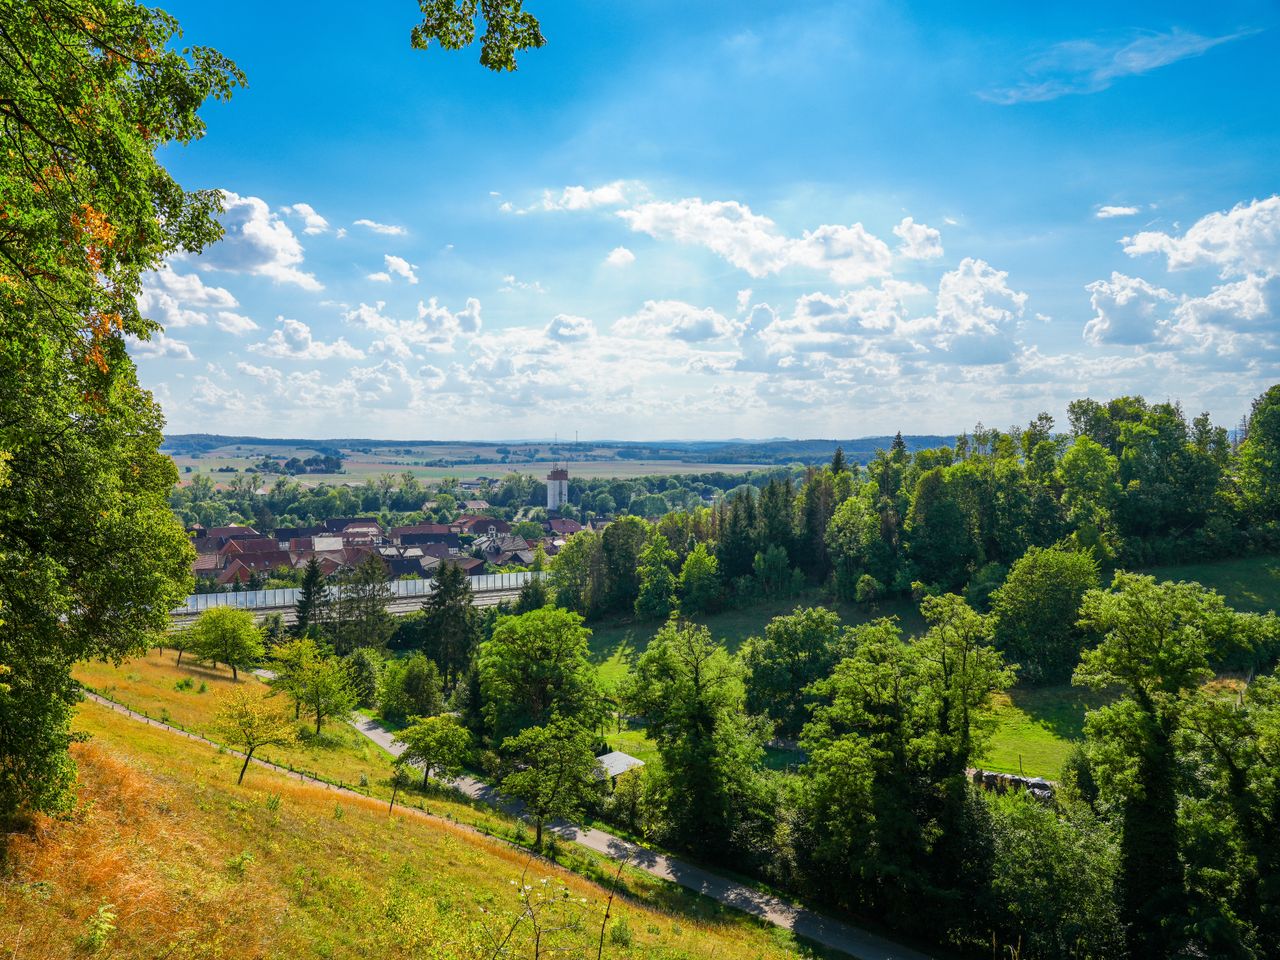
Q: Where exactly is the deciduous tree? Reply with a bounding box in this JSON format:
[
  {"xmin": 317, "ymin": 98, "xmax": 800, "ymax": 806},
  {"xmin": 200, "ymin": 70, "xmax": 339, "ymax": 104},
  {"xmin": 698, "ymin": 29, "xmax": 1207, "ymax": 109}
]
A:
[{"xmin": 213, "ymin": 687, "xmax": 297, "ymax": 785}]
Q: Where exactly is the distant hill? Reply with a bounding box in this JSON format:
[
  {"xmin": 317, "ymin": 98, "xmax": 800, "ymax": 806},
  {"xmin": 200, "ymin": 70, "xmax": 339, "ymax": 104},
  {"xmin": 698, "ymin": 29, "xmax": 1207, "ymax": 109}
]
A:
[{"xmin": 162, "ymin": 433, "xmax": 955, "ymax": 466}]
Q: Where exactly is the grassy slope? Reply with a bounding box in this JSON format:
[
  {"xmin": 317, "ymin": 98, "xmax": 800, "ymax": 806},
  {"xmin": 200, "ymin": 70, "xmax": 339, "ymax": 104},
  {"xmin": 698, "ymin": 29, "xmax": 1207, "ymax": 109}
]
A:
[
  {"xmin": 0, "ymin": 701, "xmax": 822, "ymax": 960},
  {"xmin": 1144, "ymin": 553, "xmax": 1280, "ymax": 613}
]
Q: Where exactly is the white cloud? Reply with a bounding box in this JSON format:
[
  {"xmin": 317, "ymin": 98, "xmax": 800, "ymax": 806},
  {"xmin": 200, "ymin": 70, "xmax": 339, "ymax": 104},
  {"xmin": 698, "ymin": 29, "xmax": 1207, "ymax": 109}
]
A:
[
  {"xmin": 1083, "ymin": 272, "xmax": 1174, "ymax": 346},
  {"xmin": 282, "ymin": 202, "xmax": 330, "ymax": 235},
  {"xmin": 216, "ymin": 311, "xmax": 259, "ymax": 335},
  {"xmin": 736, "ymin": 288, "xmax": 753, "ymax": 313},
  {"xmin": 538, "ymin": 181, "xmax": 633, "ymax": 212},
  {"xmin": 136, "ymin": 265, "xmax": 238, "ymax": 328},
  {"xmin": 128, "ymin": 331, "xmax": 195, "ymax": 361},
  {"xmin": 384, "ymin": 254, "xmax": 419, "ymax": 284},
  {"xmin": 1123, "ymin": 196, "xmax": 1280, "ymax": 278},
  {"xmin": 546, "ymin": 314, "xmax": 596, "ymax": 341},
  {"xmin": 907, "ymin": 258, "xmax": 1028, "ymax": 363},
  {"xmin": 353, "ymin": 218, "xmax": 408, "ymax": 236},
  {"xmin": 893, "ymin": 216, "xmax": 944, "ymax": 259},
  {"xmin": 604, "ymin": 246, "xmax": 636, "ymax": 267},
  {"xmin": 1097, "ymin": 205, "xmax": 1140, "ymax": 219},
  {"xmin": 500, "ymin": 274, "xmax": 547, "ymax": 293},
  {"xmin": 197, "ymin": 191, "xmax": 322, "ymax": 290},
  {"xmin": 250, "ymin": 316, "xmax": 364, "ymax": 360},
  {"xmin": 367, "ymin": 271, "xmax": 392, "ymax": 283},
  {"xmin": 613, "ymin": 299, "xmax": 742, "ymax": 342},
  {"xmin": 618, "ymin": 197, "xmax": 892, "ymax": 284},
  {"xmin": 983, "ymin": 29, "xmax": 1251, "ymax": 104},
  {"xmin": 346, "ymin": 297, "xmax": 483, "ymax": 356}
]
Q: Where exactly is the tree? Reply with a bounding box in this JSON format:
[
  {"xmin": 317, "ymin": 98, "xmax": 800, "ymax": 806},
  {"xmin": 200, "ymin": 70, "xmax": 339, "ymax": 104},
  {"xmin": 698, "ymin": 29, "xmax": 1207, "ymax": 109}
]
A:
[
  {"xmin": 741, "ymin": 607, "xmax": 850, "ymax": 738},
  {"xmin": 752, "ymin": 545, "xmax": 791, "ymax": 597},
  {"xmin": 293, "ymin": 556, "xmax": 327, "ymax": 637},
  {"xmin": 634, "ymin": 532, "xmax": 678, "ymax": 620},
  {"xmin": 477, "ymin": 608, "xmax": 601, "ymax": 740},
  {"xmin": 213, "ymin": 688, "xmax": 297, "ymax": 785},
  {"xmin": 321, "ymin": 554, "xmax": 394, "ymax": 655},
  {"xmin": 1239, "ymin": 384, "xmax": 1280, "ymax": 522},
  {"xmin": 624, "ymin": 620, "xmax": 770, "ymax": 861},
  {"xmin": 513, "ymin": 572, "xmax": 549, "ymax": 613},
  {"xmin": 420, "ymin": 561, "xmax": 479, "ymax": 684},
  {"xmin": 678, "ymin": 542, "xmax": 721, "ymax": 615},
  {"xmin": 188, "ymin": 607, "xmax": 264, "ymax": 681},
  {"xmin": 291, "ymin": 650, "xmax": 356, "ymax": 736},
  {"xmin": 1074, "ymin": 574, "xmax": 1276, "ymax": 958},
  {"xmin": 601, "ymin": 516, "xmax": 648, "ymax": 614},
  {"xmin": 500, "ymin": 719, "xmax": 600, "ymax": 847},
  {"xmin": 345, "ymin": 647, "xmax": 383, "ymax": 708},
  {"xmin": 378, "ymin": 654, "xmax": 445, "ymax": 724},
  {"xmin": 990, "ymin": 546, "xmax": 1099, "ymax": 684},
  {"xmin": 410, "ymin": 0, "xmax": 546, "ymax": 72},
  {"xmin": 0, "ymin": 2, "xmax": 240, "ymax": 819},
  {"xmin": 906, "ymin": 468, "xmax": 976, "ymax": 590},
  {"xmin": 395, "ymin": 714, "xmax": 471, "ymax": 789},
  {"xmin": 548, "ymin": 529, "xmax": 605, "ymax": 616}
]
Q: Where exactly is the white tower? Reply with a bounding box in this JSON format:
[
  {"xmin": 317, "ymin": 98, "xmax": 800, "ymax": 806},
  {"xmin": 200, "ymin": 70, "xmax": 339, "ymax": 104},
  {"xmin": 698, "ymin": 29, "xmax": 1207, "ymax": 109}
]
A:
[{"xmin": 547, "ymin": 467, "xmax": 569, "ymax": 512}]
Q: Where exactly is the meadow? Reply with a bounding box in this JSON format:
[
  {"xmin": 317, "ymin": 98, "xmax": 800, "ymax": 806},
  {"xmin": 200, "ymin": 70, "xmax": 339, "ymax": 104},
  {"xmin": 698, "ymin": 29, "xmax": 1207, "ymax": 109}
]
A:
[{"xmin": 0, "ymin": 700, "xmax": 833, "ymax": 960}]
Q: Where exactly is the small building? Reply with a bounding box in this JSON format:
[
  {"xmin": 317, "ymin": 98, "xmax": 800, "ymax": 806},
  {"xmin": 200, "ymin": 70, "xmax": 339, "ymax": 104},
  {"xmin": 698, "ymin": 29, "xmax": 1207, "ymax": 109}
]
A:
[{"xmin": 594, "ymin": 751, "xmax": 645, "ymax": 786}]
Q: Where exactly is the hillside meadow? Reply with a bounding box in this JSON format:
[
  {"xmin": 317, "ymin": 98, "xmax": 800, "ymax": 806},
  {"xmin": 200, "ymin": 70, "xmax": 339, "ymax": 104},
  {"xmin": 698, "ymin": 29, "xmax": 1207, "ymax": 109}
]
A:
[{"xmin": 0, "ymin": 700, "xmax": 833, "ymax": 960}]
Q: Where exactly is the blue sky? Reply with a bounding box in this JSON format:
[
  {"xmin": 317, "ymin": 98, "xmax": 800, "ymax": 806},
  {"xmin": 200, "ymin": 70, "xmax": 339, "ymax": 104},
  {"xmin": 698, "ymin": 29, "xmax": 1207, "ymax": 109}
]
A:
[{"xmin": 134, "ymin": 0, "xmax": 1280, "ymax": 439}]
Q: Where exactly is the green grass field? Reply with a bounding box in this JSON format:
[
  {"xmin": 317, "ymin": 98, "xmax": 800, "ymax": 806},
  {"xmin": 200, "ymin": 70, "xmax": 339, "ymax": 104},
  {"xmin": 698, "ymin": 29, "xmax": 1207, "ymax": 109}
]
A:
[{"xmin": 1143, "ymin": 553, "xmax": 1280, "ymax": 613}]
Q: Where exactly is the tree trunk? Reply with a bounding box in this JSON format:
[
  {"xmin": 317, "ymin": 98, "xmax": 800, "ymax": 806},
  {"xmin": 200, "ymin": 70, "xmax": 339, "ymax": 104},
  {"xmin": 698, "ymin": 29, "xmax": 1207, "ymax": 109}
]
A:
[
  {"xmin": 176, "ymin": 649, "xmax": 183, "ymax": 665},
  {"xmin": 238, "ymin": 747, "xmax": 254, "ymax": 785},
  {"xmin": 232, "ymin": 663, "xmax": 238, "ymax": 681},
  {"xmin": 315, "ymin": 711, "xmax": 322, "ymax": 736},
  {"xmin": 535, "ymin": 817, "xmax": 543, "ymax": 848},
  {"xmin": 423, "ymin": 767, "xmax": 430, "ymax": 790}
]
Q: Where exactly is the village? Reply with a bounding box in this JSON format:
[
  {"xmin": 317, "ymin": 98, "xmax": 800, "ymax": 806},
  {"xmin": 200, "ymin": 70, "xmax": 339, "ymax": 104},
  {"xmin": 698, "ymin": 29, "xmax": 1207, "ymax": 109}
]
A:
[{"xmin": 190, "ymin": 467, "xmax": 594, "ymax": 589}]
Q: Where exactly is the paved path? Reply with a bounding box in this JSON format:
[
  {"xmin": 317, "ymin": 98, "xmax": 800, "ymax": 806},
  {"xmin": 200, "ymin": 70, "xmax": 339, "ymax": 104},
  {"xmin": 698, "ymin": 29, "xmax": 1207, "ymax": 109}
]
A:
[{"xmin": 351, "ymin": 713, "xmax": 935, "ymax": 960}]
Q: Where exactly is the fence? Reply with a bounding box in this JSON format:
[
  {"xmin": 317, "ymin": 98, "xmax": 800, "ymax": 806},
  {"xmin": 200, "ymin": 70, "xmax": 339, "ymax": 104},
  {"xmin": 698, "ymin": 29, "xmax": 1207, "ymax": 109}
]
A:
[{"xmin": 173, "ymin": 571, "xmax": 538, "ymax": 615}]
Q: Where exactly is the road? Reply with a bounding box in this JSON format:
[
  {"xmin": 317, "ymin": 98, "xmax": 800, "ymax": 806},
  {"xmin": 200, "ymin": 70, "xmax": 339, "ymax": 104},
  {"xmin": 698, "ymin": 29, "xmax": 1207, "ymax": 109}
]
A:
[{"xmin": 350, "ymin": 713, "xmax": 935, "ymax": 960}]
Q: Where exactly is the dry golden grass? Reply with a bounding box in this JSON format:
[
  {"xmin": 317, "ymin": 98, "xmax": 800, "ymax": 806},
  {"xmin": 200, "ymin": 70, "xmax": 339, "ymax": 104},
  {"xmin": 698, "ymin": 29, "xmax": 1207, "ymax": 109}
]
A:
[{"xmin": 0, "ymin": 701, "xmax": 816, "ymax": 959}]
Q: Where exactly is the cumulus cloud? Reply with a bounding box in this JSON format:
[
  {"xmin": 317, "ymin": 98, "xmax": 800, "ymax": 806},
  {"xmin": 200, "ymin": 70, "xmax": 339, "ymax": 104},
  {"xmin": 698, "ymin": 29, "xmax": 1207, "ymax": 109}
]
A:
[
  {"xmin": 893, "ymin": 216, "xmax": 944, "ymax": 259},
  {"xmin": 1123, "ymin": 195, "xmax": 1280, "ymax": 277},
  {"xmin": 250, "ymin": 316, "xmax": 364, "ymax": 360},
  {"xmin": 534, "ymin": 181, "xmax": 634, "ymax": 212},
  {"xmin": 546, "ymin": 314, "xmax": 596, "ymax": 341},
  {"xmin": 128, "ymin": 331, "xmax": 195, "ymax": 361},
  {"xmin": 136, "ymin": 265, "xmax": 238, "ymax": 328},
  {"xmin": 500, "ymin": 274, "xmax": 546, "ymax": 293},
  {"xmin": 983, "ymin": 29, "xmax": 1251, "ymax": 104},
  {"xmin": 346, "ymin": 297, "xmax": 482, "ymax": 356},
  {"xmin": 383, "ymin": 254, "xmax": 419, "ymax": 284},
  {"xmin": 613, "ymin": 299, "xmax": 742, "ymax": 342},
  {"xmin": 604, "ymin": 246, "xmax": 636, "ymax": 267},
  {"xmin": 618, "ymin": 198, "xmax": 893, "ymax": 284},
  {"xmin": 1097, "ymin": 205, "xmax": 1140, "ymax": 219},
  {"xmin": 282, "ymin": 202, "xmax": 330, "ymax": 235},
  {"xmin": 353, "ymin": 218, "xmax": 408, "ymax": 236},
  {"xmin": 1083, "ymin": 272, "xmax": 1175, "ymax": 346},
  {"xmin": 910, "ymin": 258, "xmax": 1028, "ymax": 363},
  {"xmin": 197, "ymin": 191, "xmax": 322, "ymax": 290},
  {"xmin": 216, "ymin": 311, "xmax": 259, "ymax": 335}
]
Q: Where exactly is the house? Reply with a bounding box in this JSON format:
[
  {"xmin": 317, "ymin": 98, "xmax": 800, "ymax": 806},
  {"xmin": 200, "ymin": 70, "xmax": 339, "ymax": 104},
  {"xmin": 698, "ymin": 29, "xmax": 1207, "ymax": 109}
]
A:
[
  {"xmin": 593, "ymin": 751, "xmax": 645, "ymax": 786},
  {"xmin": 274, "ymin": 525, "xmax": 323, "ymax": 544},
  {"xmin": 544, "ymin": 518, "xmax": 582, "ymax": 536},
  {"xmin": 390, "ymin": 522, "xmax": 456, "ymax": 545},
  {"xmin": 192, "ymin": 553, "xmax": 219, "ymax": 577},
  {"xmin": 220, "ymin": 536, "xmax": 286, "ymax": 558},
  {"xmin": 462, "ymin": 499, "xmax": 491, "ymax": 511},
  {"xmin": 216, "ymin": 549, "xmax": 292, "ymax": 585},
  {"xmin": 422, "ymin": 555, "xmax": 486, "ymax": 578},
  {"xmin": 204, "ymin": 525, "xmax": 259, "ymax": 541},
  {"xmin": 474, "ymin": 534, "xmax": 532, "ymax": 566},
  {"xmin": 452, "ymin": 515, "xmax": 510, "ymax": 537}
]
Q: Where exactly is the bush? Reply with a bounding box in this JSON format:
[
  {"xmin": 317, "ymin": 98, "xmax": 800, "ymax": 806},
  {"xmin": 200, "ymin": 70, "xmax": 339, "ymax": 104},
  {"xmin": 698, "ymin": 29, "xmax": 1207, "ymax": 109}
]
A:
[{"xmin": 854, "ymin": 574, "xmax": 883, "ymax": 604}]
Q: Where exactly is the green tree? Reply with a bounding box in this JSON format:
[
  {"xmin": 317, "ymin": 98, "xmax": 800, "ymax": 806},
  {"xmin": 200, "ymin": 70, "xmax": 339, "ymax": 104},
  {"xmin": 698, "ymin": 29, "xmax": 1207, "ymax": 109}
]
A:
[
  {"xmin": 1239, "ymin": 384, "xmax": 1280, "ymax": 522},
  {"xmin": 0, "ymin": 2, "xmax": 240, "ymax": 819},
  {"xmin": 292, "ymin": 556, "xmax": 327, "ymax": 637},
  {"xmin": 741, "ymin": 607, "xmax": 850, "ymax": 738},
  {"xmin": 213, "ymin": 687, "xmax": 298, "ymax": 785},
  {"xmin": 321, "ymin": 554, "xmax": 394, "ymax": 655},
  {"xmin": 990, "ymin": 545, "xmax": 1099, "ymax": 684},
  {"xmin": 601, "ymin": 516, "xmax": 648, "ymax": 614},
  {"xmin": 634, "ymin": 532, "xmax": 678, "ymax": 620},
  {"xmin": 378, "ymin": 654, "xmax": 445, "ymax": 724},
  {"xmin": 477, "ymin": 608, "xmax": 600, "ymax": 740},
  {"xmin": 421, "ymin": 561, "xmax": 479, "ymax": 684},
  {"xmin": 394, "ymin": 714, "xmax": 471, "ymax": 789},
  {"xmin": 188, "ymin": 607, "xmax": 264, "ymax": 681},
  {"xmin": 906, "ymin": 468, "xmax": 977, "ymax": 590},
  {"xmin": 751, "ymin": 545, "xmax": 791, "ymax": 597},
  {"xmin": 1074, "ymin": 574, "xmax": 1275, "ymax": 958},
  {"xmin": 344, "ymin": 647, "xmax": 383, "ymax": 708},
  {"xmin": 292, "ymin": 650, "xmax": 356, "ymax": 736},
  {"xmin": 548, "ymin": 529, "xmax": 604, "ymax": 616},
  {"xmin": 678, "ymin": 542, "xmax": 721, "ymax": 615},
  {"xmin": 624, "ymin": 620, "xmax": 770, "ymax": 861},
  {"xmin": 500, "ymin": 719, "xmax": 600, "ymax": 847},
  {"xmin": 513, "ymin": 572, "xmax": 549, "ymax": 613}
]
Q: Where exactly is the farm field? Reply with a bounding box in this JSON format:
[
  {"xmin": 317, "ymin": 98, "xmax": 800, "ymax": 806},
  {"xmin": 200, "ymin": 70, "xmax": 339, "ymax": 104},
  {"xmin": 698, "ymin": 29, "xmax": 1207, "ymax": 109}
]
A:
[
  {"xmin": 173, "ymin": 453, "xmax": 772, "ymax": 487},
  {"xmin": 1, "ymin": 699, "xmax": 829, "ymax": 960}
]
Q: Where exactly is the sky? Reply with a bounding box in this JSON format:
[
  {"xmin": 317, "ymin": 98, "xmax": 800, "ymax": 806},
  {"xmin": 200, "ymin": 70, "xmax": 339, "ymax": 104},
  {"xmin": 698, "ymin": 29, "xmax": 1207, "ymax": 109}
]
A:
[{"xmin": 135, "ymin": 0, "xmax": 1280, "ymax": 440}]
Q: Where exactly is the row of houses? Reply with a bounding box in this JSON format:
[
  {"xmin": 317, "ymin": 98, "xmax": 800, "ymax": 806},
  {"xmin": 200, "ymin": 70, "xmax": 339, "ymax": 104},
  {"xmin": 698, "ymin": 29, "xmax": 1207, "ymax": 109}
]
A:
[{"xmin": 189, "ymin": 514, "xmax": 592, "ymax": 587}]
